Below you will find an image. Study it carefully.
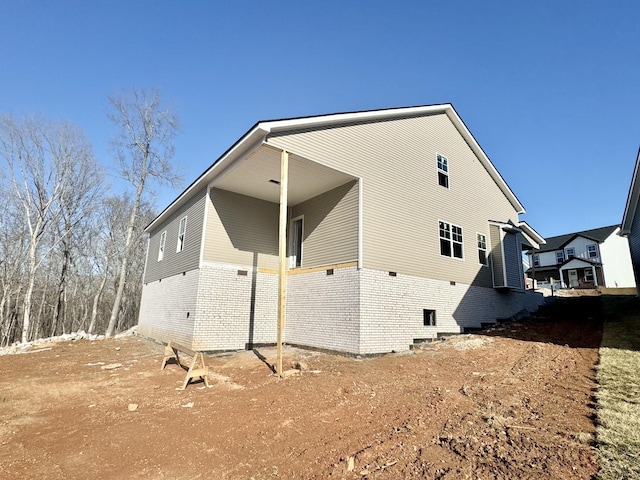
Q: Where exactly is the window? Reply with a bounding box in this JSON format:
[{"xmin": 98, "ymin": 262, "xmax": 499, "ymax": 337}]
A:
[
  {"xmin": 158, "ymin": 231, "xmax": 167, "ymax": 261},
  {"xmin": 477, "ymin": 233, "xmax": 488, "ymax": 266},
  {"xmin": 532, "ymin": 254, "xmax": 540, "ymax": 267},
  {"xmin": 587, "ymin": 244, "xmax": 598, "ymax": 258},
  {"xmin": 177, "ymin": 216, "xmax": 187, "ymax": 253},
  {"xmin": 437, "ymin": 154, "xmax": 449, "ymax": 188},
  {"xmin": 565, "ymin": 247, "xmax": 575, "ymax": 259},
  {"xmin": 423, "ymin": 309, "xmax": 436, "ymax": 326},
  {"xmin": 439, "ymin": 221, "xmax": 463, "ymax": 259},
  {"xmin": 289, "ymin": 216, "xmax": 303, "ymax": 268},
  {"xmin": 585, "ymin": 268, "xmax": 594, "ymax": 282},
  {"xmin": 556, "ymin": 251, "xmax": 564, "ymax": 264}
]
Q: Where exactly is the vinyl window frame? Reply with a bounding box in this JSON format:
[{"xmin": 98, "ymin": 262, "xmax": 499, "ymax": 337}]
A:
[
  {"xmin": 477, "ymin": 233, "xmax": 488, "ymax": 266},
  {"xmin": 158, "ymin": 231, "xmax": 167, "ymax": 261},
  {"xmin": 555, "ymin": 251, "xmax": 564, "ymax": 264},
  {"xmin": 436, "ymin": 153, "xmax": 449, "ymax": 189},
  {"xmin": 176, "ymin": 216, "xmax": 187, "ymax": 253},
  {"xmin": 439, "ymin": 220, "xmax": 463, "ymax": 259},
  {"xmin": 587, "ymin": 244, "xmax": 598, "ymax": 258}
]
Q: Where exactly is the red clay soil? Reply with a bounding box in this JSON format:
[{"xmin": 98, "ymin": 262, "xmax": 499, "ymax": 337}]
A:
[{"xmin": 0, "ymin": 316, "xmax": 601, "ymax": 479}]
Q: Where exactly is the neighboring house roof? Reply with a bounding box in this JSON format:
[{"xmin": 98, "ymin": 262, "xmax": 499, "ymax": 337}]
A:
[
  {"xmin": 620, "ymin": 146, "xmax": 640, "ymax": 236},
  {"xmin": 146, "ymin": 104, "xmax": 525, "ymax": 233},
  {"xmin": 530, "ymin": 225, "xmax": 619, "ymax": 254}
]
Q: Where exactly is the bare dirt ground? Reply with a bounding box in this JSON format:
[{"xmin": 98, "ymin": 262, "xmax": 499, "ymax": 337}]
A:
[{"xmin": 0, "ymin": 313, "xmax": 601, "ymax": 479}]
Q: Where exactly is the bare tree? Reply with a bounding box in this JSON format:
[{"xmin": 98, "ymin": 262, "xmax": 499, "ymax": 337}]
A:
[
  {"xmin": 104, "ymin": 88, "xmax": 181, "ymax": 337},
  {"xmin": 0, "ymin": 115, "xmax": 99, "ymax": 342}
]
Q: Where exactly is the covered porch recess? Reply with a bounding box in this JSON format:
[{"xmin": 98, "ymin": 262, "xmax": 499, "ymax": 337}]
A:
[{"xmin": 209, "ymin": 143, "xmax": 360, "ymax": 375}]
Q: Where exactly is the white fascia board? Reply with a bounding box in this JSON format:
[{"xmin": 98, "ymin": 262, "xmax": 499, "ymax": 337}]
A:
[
  {"xmin": 144, "ymin": 125, "xmax": 269, "ymax": 233},
  {"xmin": 260, "ymin": 104, "xmax": 452, "ymax": 133},
  {"xmin": 518, "ymin": 221, "xmax": 546, "ymax": 246},
  {"xmin": 443, "ymin": 108, "xmax": 525, "ymax": 214}
]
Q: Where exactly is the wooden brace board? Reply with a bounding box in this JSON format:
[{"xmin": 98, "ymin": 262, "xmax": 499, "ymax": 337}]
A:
[{"xmin": 161, "ymin": 341, "xmax": 210, "ymax": 390}]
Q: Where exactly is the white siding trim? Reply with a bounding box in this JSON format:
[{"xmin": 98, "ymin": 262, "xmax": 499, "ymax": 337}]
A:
[
  {"xmin": 199, "ymin": 186, "xmax": 210, "ymax": 268},
  {"xmin": 358, "ymin": 177, "xmax": 363, "ymax": 269}
]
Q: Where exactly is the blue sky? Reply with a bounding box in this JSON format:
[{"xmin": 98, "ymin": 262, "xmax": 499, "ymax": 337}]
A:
[{"xmin": 1, "ymin": 1, "xmax": 639, "ymax": 238}]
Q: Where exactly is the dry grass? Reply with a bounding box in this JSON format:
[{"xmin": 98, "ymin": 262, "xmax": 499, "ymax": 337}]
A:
[{"xmin": 596, "ymin": 296, "xmax": 640, "ymax": 480}]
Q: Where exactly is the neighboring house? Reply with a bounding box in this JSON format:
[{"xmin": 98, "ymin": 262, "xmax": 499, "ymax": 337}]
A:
[
  {"xmin": 137, "ymin": 104, "xmax": 545, "ymax": 355},
  {"xmin": 619, "ymin": 146, "xmax": 640, "ymax": 295},
  {"xmin": 525, "ymin": 225, "xmax": 635, "ymax": 289}
]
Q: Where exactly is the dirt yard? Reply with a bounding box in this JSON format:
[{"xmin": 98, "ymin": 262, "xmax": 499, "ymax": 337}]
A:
[{"xmin": 0, "ymin": 313, "xmax": 601, "ymax": 479}]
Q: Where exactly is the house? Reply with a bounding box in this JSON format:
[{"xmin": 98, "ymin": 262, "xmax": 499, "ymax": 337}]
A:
[
  {"xmin": 525, "ymin": 225, "xmax": 635, "ymax": 289},
  {"xmin": 137, "ymin": 104, "xmax": 545, "ymax": 355},
  {"xmin": 619, "ymin": 146, "xmax": 640, "ymax": 295}
]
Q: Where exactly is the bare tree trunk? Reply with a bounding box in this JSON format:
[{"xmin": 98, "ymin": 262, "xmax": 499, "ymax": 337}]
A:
[
  {"xmin": 103, "ymin": 88, "xmax": 180, "ymax": 337},
  {"xmin": 88, "ymin": 262, "xmax": 108, "ymax": 335}
]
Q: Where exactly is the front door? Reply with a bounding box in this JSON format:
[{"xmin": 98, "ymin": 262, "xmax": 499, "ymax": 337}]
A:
[{"xmin": 568, "ymin": 269, "xmax": 579, "ymax": 288}]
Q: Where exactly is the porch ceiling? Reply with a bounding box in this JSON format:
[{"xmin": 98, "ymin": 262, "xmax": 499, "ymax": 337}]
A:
[{"xmin": 211, "ymin": 144, "xmax": 358, "ymax": 205}]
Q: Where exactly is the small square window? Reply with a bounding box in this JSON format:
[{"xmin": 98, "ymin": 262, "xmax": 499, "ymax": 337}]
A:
[{"xmin": 423, "ymin": 309, "xmax": 436, "ymax": 326}]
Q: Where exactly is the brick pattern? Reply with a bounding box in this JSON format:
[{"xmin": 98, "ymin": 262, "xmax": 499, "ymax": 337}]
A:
[
  {"xmin": 137, "ymin": 271, "xmax": 199, "ymax": 347},
  {"xmin": 286, "ymin": 267, "xmax": 361, "ymax": 354},
  {"xmin": 192, "ymin": 264, "xmax": 278, "ymax": 351},
  {"xmin": 358, "ymin": 269, "xmax": 545, "ymax": 354},
  {"xmin": 138, "ymin": 265, "xmax": 544, "ymax": 355}
]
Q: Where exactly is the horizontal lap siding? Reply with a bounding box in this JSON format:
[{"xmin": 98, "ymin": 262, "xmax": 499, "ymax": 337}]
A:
[
  {"xmin": 504, "ymin": 232, "xmax": 523, "ymax": 289},
  {"xmin": 490, "ymin": 225, "xmax": 505, "ymax": 287},
  {"xmin": 268, "ymin": 114, "xmax": 515, "ymax": 286},
  {"xmin": 144, "ymin": 187, "xmax": 206, "ymax": 283},
  {"xmin": 204, "ymin": 188, "xmax": 279, "ymax": 270},
  {"xmin": 291, "ymin": 180, "xmax": 359, "ymax": 268}
]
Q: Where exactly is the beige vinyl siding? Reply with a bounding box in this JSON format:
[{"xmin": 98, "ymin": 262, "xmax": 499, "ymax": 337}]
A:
[
  {"xmin": 145, "ymin": 187, "xmax": 206, "ymax": 283},
  {"xmin": 267, "ymin": 113, "xmax": 518, "ymax": 286},
  {"xmin": 489, "ymin": 224, "xmax": 505, "ymax": 287},
  {"xmin": 203, "ymin": 188, "xmax": 279, "ymax": 269},
  {"xmin": 291, "ymin": 180, "xmax": 359, "ymax": 268}
]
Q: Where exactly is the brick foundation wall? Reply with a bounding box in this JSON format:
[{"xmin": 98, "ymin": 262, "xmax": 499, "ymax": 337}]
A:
[
  {"xmin": 192, "ymin": 263, "xmax": 278, "ymax": 351},
  {"xmin": 137, "ymin": 270, "xmax": 199, "ymax": 347},
  {"xmin": 286, "ymin": 267, "xmax": 361, "ymax": 354},
  {"xmin": 138, "ymin": 265, "xmax": 544, "ymax": 355}
]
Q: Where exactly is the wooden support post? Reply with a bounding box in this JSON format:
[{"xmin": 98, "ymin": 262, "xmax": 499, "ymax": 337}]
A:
[{"xmin": 277, "ymin": 150, "xmax": 289, "ymax": 377}]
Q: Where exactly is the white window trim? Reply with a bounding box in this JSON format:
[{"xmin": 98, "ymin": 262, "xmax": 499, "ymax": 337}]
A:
[
  {"xmin": 476, "ymin": 232, "xmax": 488, "ymax": 266},
  {"xmin": 288, "ymin": 215, "xmax": 304, "ymax": 268},
  {"xmin": 565, "ymin": 247, "xmax": 575, "ymax": 259},
  {"xmin": 556, "ymin": 251, "xmax": 564, "ymax": 264},
  {"xmin": 587, "ymin": 244, "xmax": 598, "ymax": 258},
  {"xmin": 436, "ymin": 153, "xmax": 449, "ymax": 189},
  {"xmin": 177, "ymin": 216, "xmax": 187, "ymax": 253},
  {"xmin": 532, "ymin": 253, "xmax": 540, "ymax": 267},
  {"xmin": 439, "ymin": 220, "xmax": 464, "ymax": 260},
  {"xmin": 158, "ymin": 230, "xmax": 167, "ymax": 261}
]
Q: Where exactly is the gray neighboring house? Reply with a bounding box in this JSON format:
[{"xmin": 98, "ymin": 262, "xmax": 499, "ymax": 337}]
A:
[
  {"xmin": 137, "ymin": 104, "xmax": 545, "ymax": 355},
  {"xmin": 620, "ymin": 146, "xmax": 640, "ymax": 295}
]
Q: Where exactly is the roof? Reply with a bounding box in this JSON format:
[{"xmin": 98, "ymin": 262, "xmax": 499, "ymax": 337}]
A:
[
  {"xmin": 620, "ymin": 146, "xmax": 640, "ymax": 236},
  {"xmin": 531, "ymin": 225, "xmax": 619, "ymax": 253},
  {"xmin": 146, "ymin": 103, "xmax": 525, "ymax": 233}
]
